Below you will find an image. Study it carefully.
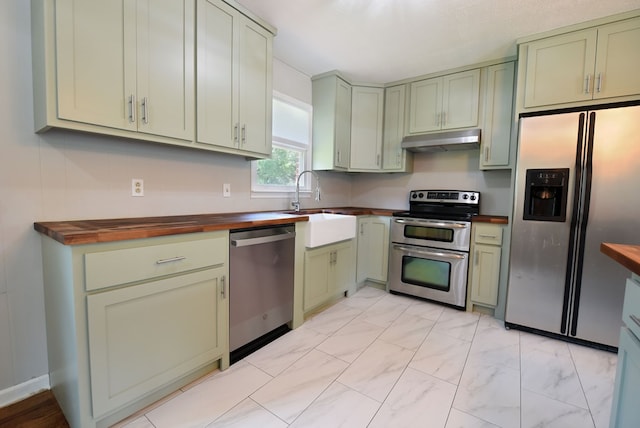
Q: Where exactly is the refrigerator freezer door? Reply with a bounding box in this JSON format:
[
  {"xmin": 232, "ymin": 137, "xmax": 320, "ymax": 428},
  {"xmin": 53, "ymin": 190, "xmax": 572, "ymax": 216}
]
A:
[
  {"xmin": 507, "ymin": 112, "xmax": 583, "ymax": 334},
  {"xmin": 572, "ymin": 105, "xmax": 640, "ymax": 347}
]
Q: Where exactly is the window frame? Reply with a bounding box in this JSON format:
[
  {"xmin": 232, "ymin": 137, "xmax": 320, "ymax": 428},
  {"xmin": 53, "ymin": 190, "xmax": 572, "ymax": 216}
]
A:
[{"xmin": 251, "ymin": 91, "xmax": 313, "ymax": 197}]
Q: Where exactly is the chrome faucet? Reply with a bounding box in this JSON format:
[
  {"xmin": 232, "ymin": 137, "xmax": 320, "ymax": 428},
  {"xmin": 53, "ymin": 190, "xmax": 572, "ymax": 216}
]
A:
[{"xmin": 292, "ymin": 170, "xmax": 321, "ymax": 212}]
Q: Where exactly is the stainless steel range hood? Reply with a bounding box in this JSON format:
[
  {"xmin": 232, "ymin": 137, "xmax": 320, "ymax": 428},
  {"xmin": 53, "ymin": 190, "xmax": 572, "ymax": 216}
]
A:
[{"xmin": 401, "ymin": 128, "xmax": 481, "ymax": 152}]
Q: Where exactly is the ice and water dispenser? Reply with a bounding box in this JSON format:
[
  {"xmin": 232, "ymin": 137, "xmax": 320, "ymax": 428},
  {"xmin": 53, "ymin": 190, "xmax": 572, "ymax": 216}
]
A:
[{"xmin": 523, "ymin": 168, "xmax": 569, "ymax": 222}]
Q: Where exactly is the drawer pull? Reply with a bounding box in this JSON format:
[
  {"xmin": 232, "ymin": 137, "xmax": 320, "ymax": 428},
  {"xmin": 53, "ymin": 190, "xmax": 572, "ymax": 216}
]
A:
[
  {"xmin": 478, "ymin": 234, "xmax": 497, "ymax": 239},
  {"xmin": 630, "ymin": 314, "xmax": 640, "ymax": 329},
  {"xmin": 155, "ymin": 256, "xmax": 186, "ymax": 265}
]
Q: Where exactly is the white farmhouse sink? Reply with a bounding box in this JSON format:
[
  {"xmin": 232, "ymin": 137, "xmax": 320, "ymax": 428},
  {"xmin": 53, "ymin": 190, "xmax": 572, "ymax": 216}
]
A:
[{"xmin": 305, "ymin": 213, "xmax": 357, "ymax": 248}]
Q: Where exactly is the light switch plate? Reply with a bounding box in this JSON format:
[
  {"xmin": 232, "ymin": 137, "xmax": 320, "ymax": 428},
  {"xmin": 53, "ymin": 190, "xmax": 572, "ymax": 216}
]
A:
[{"xmin": 223, "ymin": 183, "xmax": 231, "ymax": 197}]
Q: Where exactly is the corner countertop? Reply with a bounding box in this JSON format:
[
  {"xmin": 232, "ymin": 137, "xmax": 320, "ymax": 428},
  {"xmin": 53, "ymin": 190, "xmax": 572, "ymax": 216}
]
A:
[
  {"xmin": 601, "ymin": 243, "xmax": 640, "ymax": 276},
  {"xmin": 34, "ymin": 207, "xmax": 509, "ymax": 245},
  {"xmin": 472, "ymin": 215, "xmax": 509, "ymax": 225}
]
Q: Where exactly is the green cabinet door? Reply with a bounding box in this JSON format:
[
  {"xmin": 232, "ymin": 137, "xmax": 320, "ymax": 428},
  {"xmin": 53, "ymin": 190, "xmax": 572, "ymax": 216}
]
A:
[{"xmin": 87, "ymin": 267, "xmax": 227, "ymax": 417}]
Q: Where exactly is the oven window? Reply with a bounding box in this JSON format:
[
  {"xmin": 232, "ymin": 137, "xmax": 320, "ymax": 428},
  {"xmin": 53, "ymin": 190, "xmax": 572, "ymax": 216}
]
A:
[
  {"xmin": 404, "ymin": 225, "xmax": 454, "ymax": 243},
  {"xmin": 401, "ymin": 256, "xmax": 451, "ymax": 291}
]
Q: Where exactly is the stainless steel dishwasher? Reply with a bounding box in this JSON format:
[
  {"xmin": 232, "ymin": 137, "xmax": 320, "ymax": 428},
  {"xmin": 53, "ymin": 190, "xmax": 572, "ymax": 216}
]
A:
[{"xmin": 229, "ymin": 224, "xmax": 295, "ymax": 362}]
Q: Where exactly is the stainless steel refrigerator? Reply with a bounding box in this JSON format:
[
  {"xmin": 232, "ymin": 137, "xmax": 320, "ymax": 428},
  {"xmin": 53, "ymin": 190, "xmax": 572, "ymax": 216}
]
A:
[{"xmin": 506, "ymin": 104, "xmax": 640, "ymax": 350}]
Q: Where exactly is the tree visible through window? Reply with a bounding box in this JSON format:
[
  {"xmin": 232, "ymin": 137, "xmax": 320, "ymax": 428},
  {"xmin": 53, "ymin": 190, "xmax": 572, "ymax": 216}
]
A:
[
  {"xmin": 256, "ymin": 146, "xmax": 299, "ymax": 185},
  {"xmin": 252, "ymin": 92, "xmax": 312, "ymax": 193}
]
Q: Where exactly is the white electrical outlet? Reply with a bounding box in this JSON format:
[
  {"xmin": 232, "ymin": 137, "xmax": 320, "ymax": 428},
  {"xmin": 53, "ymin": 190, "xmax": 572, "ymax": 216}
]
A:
[
  {"xmin": 132, "ymin": 179, "xmax": 144, "ymax": 197},
  {"xmin": 223, "ymin": 183, "xmax": 231, "ymax": 197}
]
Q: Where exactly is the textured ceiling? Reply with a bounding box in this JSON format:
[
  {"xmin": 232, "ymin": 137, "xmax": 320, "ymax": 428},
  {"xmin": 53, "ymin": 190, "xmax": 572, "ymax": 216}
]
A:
[{"xmin": 235, "ymin": 0, "xmax": 640, "ymax": 83}]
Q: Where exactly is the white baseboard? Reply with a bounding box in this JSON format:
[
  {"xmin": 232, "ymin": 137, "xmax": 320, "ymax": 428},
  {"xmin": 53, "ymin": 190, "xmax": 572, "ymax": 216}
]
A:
[{"xmin": 0, "ymin": 374, "xmax": 50, "ymax": 408}]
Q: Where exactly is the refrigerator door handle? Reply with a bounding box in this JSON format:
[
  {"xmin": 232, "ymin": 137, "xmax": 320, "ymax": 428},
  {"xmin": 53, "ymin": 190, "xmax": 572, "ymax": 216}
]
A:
[
  {"xmin": 568, "ymin": 111, "xmax": 597, "ymax": 337},
  {"xmin": 560, "ymin": 112, "xmax": 588, "ymax": 335}
]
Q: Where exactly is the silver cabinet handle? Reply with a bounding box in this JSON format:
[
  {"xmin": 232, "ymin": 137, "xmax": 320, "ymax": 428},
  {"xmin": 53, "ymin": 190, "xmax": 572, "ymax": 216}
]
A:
[
  {"xmin": 584, "ymin": 74, "xmax": 591, "ymax": 94},
  {"xmin": 231, "ymin": 232, "xmax": 295, "ymax": 247},
  {"xmin": 376, "ymin": 154, "xmax": 381, "ymax": 166},
  {"xmin": 630, "ymin": 314, "xmax": 640, "ymax": 329},
  {"xmin": 155, "ymin": 256, "xmax": 186, "ymax": 265},
  {"xmin": 484, "ymin": 146, "xmax": 490, "ymax": 162},
  {"xmin": 220, "ymin": 275, "xmax": 226, "ymax": 299},
  {"xmin": 241, "ymin": 124, "xmax": 246, "ymax": 145},
  {"xmin": 596, "ymin": 73, "xmax": 602, "ymax": 93},
  {"xmin": 393, "ymin": 218, "xmax": 468, "ymax": 229},
  {"xmin": 478, "ymin": 234, "xmax": 498, "ymax": 239},
  {"xmin": 337, "ymin": 150, "xmax": 341, "ymax": 164},
  {"xmin": 393, "ymin": 244, "xmax": 466, "ymax": 260},
  {"xmin": 141, "ymin": 97, "xmax": 149, "ymax": 124},
  {"xmin": 128, "ymin": 94, "xmax": 136, "ymax": 123},
  {"xmin": 442, "ymin": 111, "xmax": 446, "ymax": 126},
  {"xmin": 475, "ymin": 249, "xmax": 479, "ymax": 266},
  {"xmin": 233, "ymin": 123, "xmax": 239, "ymax": 144},
  {"xmin": 436, "ymin": 112, "xmax": 441, "ymax": 127}
]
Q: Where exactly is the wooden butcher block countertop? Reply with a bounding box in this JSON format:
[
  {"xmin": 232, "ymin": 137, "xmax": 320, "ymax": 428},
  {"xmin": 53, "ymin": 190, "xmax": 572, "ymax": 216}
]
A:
[
  {"xmin": 34, "ymin": 207, "xmax": 509, "ymax": 245},
  {"xmin": 601, "ymin": 243, "xmax": 640, "ymax": 276},
  {"xmin": 34, "ymin": 212, "xmax": 310, "ymax": 245},
  {"xmin": 472, "ymin": 215, "xmax": 509, "ymax": 224}
]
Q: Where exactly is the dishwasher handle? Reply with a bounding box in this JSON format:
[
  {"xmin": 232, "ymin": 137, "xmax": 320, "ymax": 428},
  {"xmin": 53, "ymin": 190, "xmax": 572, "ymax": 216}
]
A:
[{"xmin": 231, "ymin": 231, "xmax": 295, "ymax": 247}]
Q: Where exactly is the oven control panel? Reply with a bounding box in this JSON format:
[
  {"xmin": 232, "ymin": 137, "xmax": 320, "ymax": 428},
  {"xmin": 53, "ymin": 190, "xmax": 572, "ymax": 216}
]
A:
[{"xmin": 409, "ymin": 190, "xmax": 479, "ymax": 204}]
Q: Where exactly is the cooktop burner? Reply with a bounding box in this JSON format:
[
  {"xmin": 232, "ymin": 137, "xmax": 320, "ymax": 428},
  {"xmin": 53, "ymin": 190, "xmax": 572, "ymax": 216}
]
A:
[{"xmin": 394, "ymin": 189, "xmax": 480, "ymax": 221}]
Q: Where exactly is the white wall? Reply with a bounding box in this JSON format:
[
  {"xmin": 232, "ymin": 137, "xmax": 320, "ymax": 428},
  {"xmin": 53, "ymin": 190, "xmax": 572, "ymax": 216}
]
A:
[
  {"xmin": 0, "ymin": 0, "xmax": 351, "ymax": 394},
  {"xmin": 351, "ymin": 151, "xmax": 512, "ymax": 215}
]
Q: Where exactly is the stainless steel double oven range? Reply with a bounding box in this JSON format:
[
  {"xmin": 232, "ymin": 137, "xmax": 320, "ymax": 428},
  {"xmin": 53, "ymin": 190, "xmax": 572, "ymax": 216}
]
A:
[{"xmin": 389, "ymin": 190, "xmax": 480, "ymax": 309}]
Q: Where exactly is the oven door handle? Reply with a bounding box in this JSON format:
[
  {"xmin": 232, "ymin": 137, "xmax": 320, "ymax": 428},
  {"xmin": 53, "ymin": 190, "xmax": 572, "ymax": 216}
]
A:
[
  {"xmin": 393, "ymin": 218, "xmax": 468, "ymax": 229},
  {"xmin": 392, "ymin": 244, "xmax": 466, "ymax": 260}
]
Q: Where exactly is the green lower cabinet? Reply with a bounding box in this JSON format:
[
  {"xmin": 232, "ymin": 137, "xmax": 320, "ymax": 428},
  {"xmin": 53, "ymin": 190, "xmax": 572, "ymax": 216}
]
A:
[
  {"xmin": 610, "ymin": 327, "xmax": 640, "ymax": 427},
  {"xmin": 303, "ymin": 240, "xmax": 355, "ymax": 312},
  {"xmin": 40, "ymin": 231, "xmax": 229, "ymax": 428},
  {"xmin": 470, "ymin": 244, "xmax": 501, "ymax": 307},
  {"xmin": 610, "ymin": 274, "xmax": 640, "ymax": 427},
  {"xmin": 468, "ymin": 223, "xmax": 503, "ymax": 312},
  {"xmin": 356, "ymin": 216, "xmax": 390, "ymax": 285},
  {"xmin": 87, "ymin": 267, "xmax": 227, "ymax": 417}
]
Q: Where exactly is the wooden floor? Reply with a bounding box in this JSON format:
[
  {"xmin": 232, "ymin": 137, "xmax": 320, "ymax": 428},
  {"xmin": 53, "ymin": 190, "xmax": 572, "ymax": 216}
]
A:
[{"xmin": 0, "ymin": 390, "xmax": 68, "ymax": 428}]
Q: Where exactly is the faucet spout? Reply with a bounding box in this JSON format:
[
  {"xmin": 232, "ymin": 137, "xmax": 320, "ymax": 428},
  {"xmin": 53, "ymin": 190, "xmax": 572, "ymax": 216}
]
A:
[{"xmin": 292, "ymin": 170, "xmax": 321, "ymax": 212}]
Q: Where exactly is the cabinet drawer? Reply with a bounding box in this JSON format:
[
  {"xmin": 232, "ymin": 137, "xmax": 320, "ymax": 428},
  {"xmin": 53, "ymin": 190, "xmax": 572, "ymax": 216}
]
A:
[
  {"xmin": 473, "ymin": 224, "xmax": 503, "ymax": 246},
  {"xmin": 623, "ymin": 278, "xmax": 640, "ymax": 340},
  {"xmin": 85, "ymin": 235, "xmax": 227, "ymax": 291}
]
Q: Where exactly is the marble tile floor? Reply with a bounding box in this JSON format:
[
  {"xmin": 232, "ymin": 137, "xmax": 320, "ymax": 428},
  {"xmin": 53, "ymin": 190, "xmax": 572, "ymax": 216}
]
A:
[{"xmin": 113, "ymin": 286, "xmax": 618, "ymax": 428}]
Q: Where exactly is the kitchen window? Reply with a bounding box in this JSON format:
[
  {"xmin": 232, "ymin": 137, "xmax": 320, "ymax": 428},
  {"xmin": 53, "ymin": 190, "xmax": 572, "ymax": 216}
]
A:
[{"xmin": 251, "ymin": 92, "xmax": 312, "ymax": 195}]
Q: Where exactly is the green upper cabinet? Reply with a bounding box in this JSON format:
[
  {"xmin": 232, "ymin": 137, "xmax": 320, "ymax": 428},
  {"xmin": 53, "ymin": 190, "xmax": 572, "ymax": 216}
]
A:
[
  {"xmin": 32, "ymin": 0, "xmax": 275, "ymax": 158},
  {"xmin": 312, "ymin": 73, "xmax": 413, "ymax": 173},
  {"xmin": 196, "ymin": 0, "xmax": 273, "ymax": 158},
  {"xmin": 383, "ymin": 85, "xmax": 413, "ymax": 172},
  {"xmin": 53, "ymin": 0, "xmax": 195, "ymax": 141},
  {"xmin": 349, "ymin": 86, "xmax": 384, "ymax": 171},
  {"xmin": 522, "ymin": 16, "xmax": 640, "ymax": 109},
  {"xmin": 407, "ymin": 77, "xmax": 442, "ymax": 133},
  {"xmin": 407, "ymin": 69, "xmax": 480, "ymax": 134},
  {"xmin": 480, "ymin": 62, "xmax": 515, "ymax": 170},
  {"xmin": 312, "ymin": 74, "xmax": 352, "ymax": 170},
  {"xmin": 593, "ymin": 18, "xmax": 640, "ymax": 100}
]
